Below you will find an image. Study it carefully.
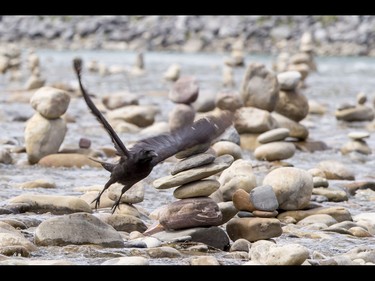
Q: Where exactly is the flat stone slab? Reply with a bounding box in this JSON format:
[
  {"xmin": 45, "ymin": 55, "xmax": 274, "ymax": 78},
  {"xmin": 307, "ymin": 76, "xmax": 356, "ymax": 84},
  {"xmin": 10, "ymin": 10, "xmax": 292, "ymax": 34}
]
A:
[{"xmin": 153, "ymin": 154, "xmax": 234, "ymax": 189}]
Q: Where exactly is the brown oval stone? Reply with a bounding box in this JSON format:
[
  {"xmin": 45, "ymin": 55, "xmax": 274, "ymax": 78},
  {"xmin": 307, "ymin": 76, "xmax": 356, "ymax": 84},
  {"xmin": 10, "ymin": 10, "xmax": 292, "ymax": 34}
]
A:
[
  {"xmin": 232, "ymin": 189, "xmax": 255, "ymax": 212},
  {"xmin": 159, "ymin": 197, "xmax": 222, "ymax": 230}
]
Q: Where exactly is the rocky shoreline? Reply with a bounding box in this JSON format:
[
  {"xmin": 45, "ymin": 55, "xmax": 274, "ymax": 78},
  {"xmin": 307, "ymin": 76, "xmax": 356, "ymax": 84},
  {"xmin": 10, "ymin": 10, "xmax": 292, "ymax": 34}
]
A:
[
  {"xmin": 0, "ymin": 15, "xmax": 374, "ymax": 56},
  {"xmin": 1, "ymin": 43, "xmax": 375, "ymax": 265}
]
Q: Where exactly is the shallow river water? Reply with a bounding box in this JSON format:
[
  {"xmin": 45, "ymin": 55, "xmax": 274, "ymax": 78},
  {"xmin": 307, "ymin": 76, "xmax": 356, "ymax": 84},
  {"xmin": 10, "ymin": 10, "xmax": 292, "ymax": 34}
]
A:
[{"xmin": 1, "ymin": 49, "xmax": 375, "ymax": 264}]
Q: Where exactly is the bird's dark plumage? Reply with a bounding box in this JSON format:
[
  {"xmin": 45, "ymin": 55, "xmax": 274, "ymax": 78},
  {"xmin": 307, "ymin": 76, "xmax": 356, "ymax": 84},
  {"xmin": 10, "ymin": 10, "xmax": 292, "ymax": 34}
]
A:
[{"xmin": 73, "ymin": 57, "xmax": 233, "ymax": 213}]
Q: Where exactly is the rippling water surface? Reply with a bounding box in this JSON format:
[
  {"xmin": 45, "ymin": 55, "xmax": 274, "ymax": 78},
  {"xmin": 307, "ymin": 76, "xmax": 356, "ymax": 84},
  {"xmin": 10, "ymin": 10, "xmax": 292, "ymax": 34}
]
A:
[{"xmin": 1, "ymin": 50, "xmax": 375, "ymax": 264}]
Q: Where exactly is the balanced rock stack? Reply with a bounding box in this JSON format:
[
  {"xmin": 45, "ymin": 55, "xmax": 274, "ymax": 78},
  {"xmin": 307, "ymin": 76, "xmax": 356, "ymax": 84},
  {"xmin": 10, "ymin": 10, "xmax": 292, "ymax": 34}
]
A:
[
  {"xmin": 237, "ymin": 62, "xmax": 309, "ymax": 152},
  {"xmin": 24, "ymin": 50, "xmax": 45, "ymax": 90},
  {"xmin": 211, "ymin": 91, "xmax": 243, "ymax": 160},
  {"xmin": 335, "ymin": 92, "xmax": 375, "ymax": 122},
  {"xmin": 0, "ymin": 44, "xmax": 22, "ymax": 80},
  {"xmin": 224, "ymin": 39, "xmax": 245, "ymax": 67},
  {"xmin": 308, "ymin": 167, "xmax": 348, "ymax": 204},
  {"xmin": 168, "ymin": 75, "xmax": 198, "ymax": 132},
  {"xmin": 151, "ymin": 153, "xmax": 235, "ymax": 250},
  {"xmin": 254, "ymin": 127, "xmax": 295, "ymax": 161},
  {"xmin": 227, "ymin": 166, "xmax": 314, "ymax": 243},
  {"xmin": 24, "ymin": 86, "xmax": 70, "ymax": 164},
  {"xmin": 272, "ymin": 32, "xmax": 317, "ymax": 87},
  {"xmin": 340, "ymin": 131, "xmax": 372, "ymax": 156}
]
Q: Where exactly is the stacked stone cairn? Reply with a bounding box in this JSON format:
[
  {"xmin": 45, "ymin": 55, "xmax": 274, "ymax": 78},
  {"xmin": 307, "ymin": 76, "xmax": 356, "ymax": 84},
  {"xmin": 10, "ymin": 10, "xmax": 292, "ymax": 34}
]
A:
[
  {"xmin": 146, "ymin": 74, "xmax": 242, "ymax": 250},
  {"xmin": 254, "ymin": 127, "xmax": 295, "ymax": 161},
  {"xmin": 24, "ymin": 49, "xmax": 45, "ymax": 90},
  {"xmin": 163, "ymin": 63, "xmax": 181, "ymax": 82},
  {"xmin": 0, "ymin": 44, "xmax": 22, "ymax": 81},
  {"xmin": 227, "ymin": 166, "xmax": 314, "ymax": 243},
  {"xmin": 273, "ymin": 31, "xmax": 317, "ymax": 88},
  {"xmin": 129, "ymin": 52, "xmax": 145, "ymax": 76},
  {"xmin": 335, "ymin": 92, "xmax": 375, "ymax": 122},
  {"xmin": 237, "ymin": 62, "xmax": 310, "ymax": 154},
  {"xmin": 24, "ymin": 86, "xmax": 70, "ymax": 164},
  {"xmin": 224, "ymin": 39, "xmax": 245, "ymax": 67},
  {"xmin": 340, "ymin": 131, "xmax": 372, "ymax": 157}
]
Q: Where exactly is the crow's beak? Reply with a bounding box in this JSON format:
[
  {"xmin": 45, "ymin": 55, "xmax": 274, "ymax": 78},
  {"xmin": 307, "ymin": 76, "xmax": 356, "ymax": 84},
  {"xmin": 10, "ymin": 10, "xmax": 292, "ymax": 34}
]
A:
[{"xmin": 150, "ymin": 151, "xmax": 158, "ymax": 158}]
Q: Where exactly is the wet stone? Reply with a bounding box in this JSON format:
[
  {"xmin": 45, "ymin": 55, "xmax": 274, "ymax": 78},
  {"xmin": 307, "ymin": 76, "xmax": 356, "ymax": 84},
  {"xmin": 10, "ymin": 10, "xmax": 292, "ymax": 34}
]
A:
[
  {"xmin": 153, "ymin": 154, "xmax": 234, "ymax": 189},
  {"xmin": 257, "ymin": 128, "xmax": 290, "ymax": 144},
  {"xmin": 159, "ymin": 197, "xmax": 222, "ymax": 230},
  {"xmin": 34, "ymin": 212, "xmax": 124, "ymax": 248},
  {"xmin": 170, "ymin": 153, "xmax": 215, "ymax": 175},
  {"xmin": 173, "ymin": 179, "xmax": 220, "ymax": 199}
]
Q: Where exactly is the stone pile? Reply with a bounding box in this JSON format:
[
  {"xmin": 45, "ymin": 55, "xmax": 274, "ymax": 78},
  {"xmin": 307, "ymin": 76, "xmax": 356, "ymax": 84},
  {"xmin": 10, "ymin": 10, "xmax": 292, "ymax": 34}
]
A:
[
  {"xmin": 340, "ymin": 131, "xmax": 372, "ymax": 156},
  {"xmin": 168, "ymin": 75, "xmax": 198, "ymax": 132},
  {"xmin": 24, "ymin": 86, "xmax": 70, "ymax": 164},
  {"xmin": 335, "ymin": 92, "xmax": 375, "ymax": 122},
  {"xmin": 254, "ymin": 127, "xmax": 295, "ymax": 161},
  {"xmin": 273, "ymin": 31, "xmax": 317, "ymax": 87},
  {"xmin": 151, "ymin": 153, "xmax": 235, "ymax": 249}
]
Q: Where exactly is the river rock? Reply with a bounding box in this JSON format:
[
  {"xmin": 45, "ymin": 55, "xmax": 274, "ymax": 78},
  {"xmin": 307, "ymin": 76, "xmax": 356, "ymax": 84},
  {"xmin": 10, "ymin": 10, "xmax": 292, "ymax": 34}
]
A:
[
  {"xmin": 171, "ymin": 153, "xmax": 215, "ymax": 175},
  {"xmin": 232, "ymin": 189, "xmax": 254, "ymax": 212},
  {"xmin": 153, "ymin": 154, "xmax": 234, "ymax": 189},
  {"xmin": 271, "ymin": 112, "xmax": 309, "ymax": 140},
  {"xmin": 38, "ymin": 153, "xmax": 102, "ymax": 168},
  {"xmin": 34, "ymin": 212, "xmax": 124, "ymax": 247},
  {"xmin": 312, "ymin": 187, "xmax": 348, "ymax": 202},
  {"xmin": 218, "ymin": 159, "xmax": 257, "ymax": 201},
  {"xmin": 8, "ymin": 194, "xmax": 92, "ymax": 214},
  {"xmin": 0, "ymin": 222, "xmax": 37, "ymax": 255},
  {"xmin": 152, "ymin": 226, "xmax": 230, "ymax": 250},
  {"xmin": 163, "ymin": 63, "xmax": 180, "ymax": 81},
  {"xmin": 215, "ymin": 91, "xmax": 243, "ymax": 111},
  {"xmin": 249, "ymin": 240, "xmax": 309, "ymax": 265},
  {"xmin": 274, "ymin": 89, "xmax": 309, "ymax": 122},
  {"xmin": 79, "ymin": 191, "xmax": 114, "ymax": 209},
  {"xmin": 173, "ymin": 179, "xmax": 220, "ymax": 199},
  {"xmin": 169, "ymin": 76, "xmax": 199, "ymax": 104},
  {"xmin": 211, "ymin": 140, "xmax": 242, "ymax": 160},
  {"xmin": 24, "ymin": 113, "xmax": 67, "ymax": 164},
  {"xmin": 30, "ymin": 86, "xmax": 70, "ymax": 119},
  {"xmin": 217, "ymin": 201, "xmax": 238, "ymax": 224},
  {"xmin": 102, "ymin": 91, "xmax": 138, "ymax": 110},
  {"xmin": 107, "ymin": 105, "xmax": 158, "ymax": 127},
  {"xmin": 340, "ymin": 140, "xmax": 372, "ymax": 155},
  {"xmin": 277, "ymin": 71, "xmax": 301, "ymax": 90},
  {"xmin": 263, "ymin": 167, "xmax": 313, "ymax": 210},
  {"xmin": 107, "ymin": 182, "xmax": 144, "ymax": 204},
  {"xmin": 0, "ymin": 148, "xmax": 13, "ymax": 164},
  {"xmin": 95, "ymin": 213, "xmax": 147, "ymax": 233},
  {"xmin": 297, "ymin": 214, "xmax": 338, "ymax": 227},
  {"xmin": 277, "ymin": 206, "xmax": 352, "ymax": 223},
  {"xmin": 240, "ymin": 62, "xmax": 279, "ymax": 111},
  {"xmin": 230, "ymin": 238, "xmax": 252, "ymax": 252},
  {"xmin": 226, "ymin": 217, "xmax": 282, "ymax": 242},
  {"xmin": 18, "ymin": 179, "xmax": 56, "ymax": 189},
  {"xmin": 316, "ymin": 160, "xmax": 355, "ymax": 180},
  {"xmin": 159, "ymin": 197, "xmax": 222, "ymax": 230},
  {"xmin": 168, "ymin": 103, "xmax": 195, "ymax": 131},
  {"xmin": 254, "ymin": 141, "xmax": 296, "ymax": 161},
  {"xmin": 249, "ymin": 184, "xmax": 279, "ymax": 211},
  {"xmin": 234, "ymin": 107, "xmax": 278, "ymax": 134},
  {"xmin": 257, "ymin": 128, "xmax": 290, "ymax": 144},
  {"xmin": 335, "ymin": 105, "xmax": 374, "ymax": 122}
]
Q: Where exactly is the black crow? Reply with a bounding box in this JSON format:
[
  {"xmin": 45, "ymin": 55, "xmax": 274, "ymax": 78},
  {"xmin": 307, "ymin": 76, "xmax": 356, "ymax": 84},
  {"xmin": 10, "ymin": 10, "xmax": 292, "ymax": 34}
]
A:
[{"xmin": 73, "ymin": 58, "xmax": 233, "ymax": 213}]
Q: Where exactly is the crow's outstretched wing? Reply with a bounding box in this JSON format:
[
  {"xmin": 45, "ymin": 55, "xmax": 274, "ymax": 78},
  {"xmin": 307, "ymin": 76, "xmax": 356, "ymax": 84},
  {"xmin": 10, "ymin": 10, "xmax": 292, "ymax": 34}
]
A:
[
  {"xmin": 131, "ymin": 111, "xmax": 234, "ymax": 165},
  {"xmin": 73, "ymin": 58, "xmax": 130, "ymax": 158}
]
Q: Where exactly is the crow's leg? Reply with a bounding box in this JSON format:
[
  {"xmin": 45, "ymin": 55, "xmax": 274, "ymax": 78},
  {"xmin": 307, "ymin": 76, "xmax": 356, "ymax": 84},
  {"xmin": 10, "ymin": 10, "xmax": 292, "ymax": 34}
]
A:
[
  {"xmin": 110, "ymin": 184, "xmax": 133, "ymax": 214},
  {"xmin": 91, "ymin": 177, "xmax": 117, "ymax": 210}
]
